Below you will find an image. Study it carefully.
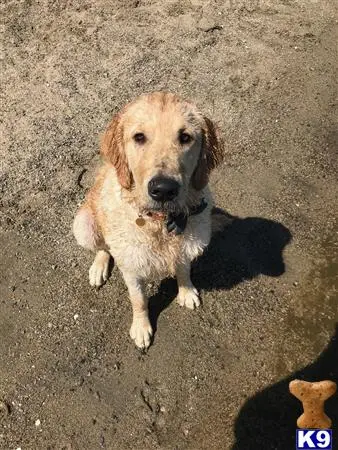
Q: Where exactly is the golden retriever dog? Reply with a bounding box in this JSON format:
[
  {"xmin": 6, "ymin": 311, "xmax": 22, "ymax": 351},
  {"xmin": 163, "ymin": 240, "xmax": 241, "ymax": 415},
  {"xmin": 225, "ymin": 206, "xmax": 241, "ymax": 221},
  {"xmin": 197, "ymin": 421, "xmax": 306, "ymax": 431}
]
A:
[{"xmin": 73, "ymin": 92, "xmax": 223, "ymax": 349}]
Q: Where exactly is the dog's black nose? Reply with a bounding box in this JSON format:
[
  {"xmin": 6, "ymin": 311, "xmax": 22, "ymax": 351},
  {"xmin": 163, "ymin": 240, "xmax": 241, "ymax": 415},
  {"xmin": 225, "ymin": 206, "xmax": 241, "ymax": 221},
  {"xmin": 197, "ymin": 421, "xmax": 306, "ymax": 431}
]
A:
[{"xmin": 148, "ymin": 177, "xmax": 180, "ymax": 202}]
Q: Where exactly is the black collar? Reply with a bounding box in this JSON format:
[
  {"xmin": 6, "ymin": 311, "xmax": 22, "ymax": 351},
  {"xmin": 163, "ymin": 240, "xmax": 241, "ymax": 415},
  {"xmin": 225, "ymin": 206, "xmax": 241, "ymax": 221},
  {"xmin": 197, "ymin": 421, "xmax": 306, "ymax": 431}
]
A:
[{"xmin": 166, "ymin": 198, "xmax": 208, "ymax": 235}]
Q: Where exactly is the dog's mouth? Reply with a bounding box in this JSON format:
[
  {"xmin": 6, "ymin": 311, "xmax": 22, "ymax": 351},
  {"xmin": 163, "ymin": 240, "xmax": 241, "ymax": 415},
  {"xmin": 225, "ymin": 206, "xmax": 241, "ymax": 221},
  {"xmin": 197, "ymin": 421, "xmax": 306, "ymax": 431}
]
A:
[
  {"xmin": 139, "ymin": 202, "xmax": 189, "ymax": 234},
  {"xmin": 144, "ymin": 210, "xmax": 167, "ymax": 221},
  {"xmin": 137, "ymin": 197, "xmax": 208, "ymax": 235},
  {"xmin": 140, "ymin": 199, "xmax": 184, "ymax": 219}
]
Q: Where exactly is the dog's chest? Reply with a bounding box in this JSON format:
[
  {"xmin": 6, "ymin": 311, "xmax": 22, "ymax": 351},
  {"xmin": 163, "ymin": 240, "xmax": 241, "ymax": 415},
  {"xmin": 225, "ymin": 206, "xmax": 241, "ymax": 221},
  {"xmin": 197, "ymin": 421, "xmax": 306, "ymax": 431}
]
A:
[{"xmin": 106, "ymin": 216, "xmax": 210, "ymax": 279}]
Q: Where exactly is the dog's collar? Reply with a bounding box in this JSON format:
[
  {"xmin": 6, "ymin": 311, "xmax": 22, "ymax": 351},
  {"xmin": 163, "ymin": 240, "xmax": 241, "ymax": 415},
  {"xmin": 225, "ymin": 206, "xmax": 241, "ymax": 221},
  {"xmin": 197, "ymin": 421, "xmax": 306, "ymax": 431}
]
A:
[{"xmin": 166, "ymin": 198, "xmax": 208, "ymax": 235}]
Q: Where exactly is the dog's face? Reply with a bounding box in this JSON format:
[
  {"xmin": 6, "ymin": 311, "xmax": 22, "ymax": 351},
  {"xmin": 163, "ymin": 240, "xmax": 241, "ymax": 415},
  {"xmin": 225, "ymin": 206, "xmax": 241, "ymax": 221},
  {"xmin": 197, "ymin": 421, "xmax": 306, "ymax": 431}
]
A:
[{"xmin": 101, "ymin": 92, "xmax": 223, "ymax": 213}]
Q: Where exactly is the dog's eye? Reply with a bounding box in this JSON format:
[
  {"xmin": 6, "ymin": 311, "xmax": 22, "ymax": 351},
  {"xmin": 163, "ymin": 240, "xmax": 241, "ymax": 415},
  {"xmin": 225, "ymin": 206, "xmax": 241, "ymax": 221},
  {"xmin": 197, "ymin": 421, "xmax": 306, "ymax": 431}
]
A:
[
  {"xmin": 133, "ymin": 132, "xmax": 146, "ymax": 144},
  {"xmin": 179, "ymin": 132, "xmax": 192, "ymax": 145}
]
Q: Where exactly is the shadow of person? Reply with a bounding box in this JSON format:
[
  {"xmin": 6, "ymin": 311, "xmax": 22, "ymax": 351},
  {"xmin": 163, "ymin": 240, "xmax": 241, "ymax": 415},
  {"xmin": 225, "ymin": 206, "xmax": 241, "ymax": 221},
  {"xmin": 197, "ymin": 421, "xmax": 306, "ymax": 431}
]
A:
[
  {"xmin": 233, "ymin": 324, "xmax": 338, "ymax": 450},
  {"xmin": 148, "ymin": 210, "xmax": 292, "ymax": 331}
]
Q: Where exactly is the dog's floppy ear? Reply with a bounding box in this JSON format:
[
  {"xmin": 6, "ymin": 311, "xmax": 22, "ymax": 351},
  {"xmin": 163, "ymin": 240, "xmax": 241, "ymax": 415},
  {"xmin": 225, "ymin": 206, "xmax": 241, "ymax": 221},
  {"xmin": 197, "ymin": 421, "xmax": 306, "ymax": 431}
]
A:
[
  {"xmin": 191, "ymin": 116, "xmax": 224, "ymax": 190},
  {"xmin": 100, "ymin": 113, "xmax": 133, "ymax": 189}
]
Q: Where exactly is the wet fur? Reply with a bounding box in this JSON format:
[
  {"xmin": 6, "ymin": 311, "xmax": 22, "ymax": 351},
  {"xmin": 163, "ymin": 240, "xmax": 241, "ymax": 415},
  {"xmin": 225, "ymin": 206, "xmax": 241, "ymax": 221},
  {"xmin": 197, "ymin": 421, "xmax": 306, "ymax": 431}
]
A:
[{"xmin": 73, "ymin": 92, "xmax": 223, "ymax": 349}]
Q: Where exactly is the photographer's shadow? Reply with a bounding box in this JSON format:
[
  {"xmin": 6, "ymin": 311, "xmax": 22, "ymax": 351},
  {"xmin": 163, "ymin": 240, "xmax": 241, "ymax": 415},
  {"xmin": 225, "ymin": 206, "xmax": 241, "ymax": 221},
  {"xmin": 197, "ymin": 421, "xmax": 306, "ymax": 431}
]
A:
[{"xmin": 149, "ymin": 210, "xmax": 292, "ymax": 329}]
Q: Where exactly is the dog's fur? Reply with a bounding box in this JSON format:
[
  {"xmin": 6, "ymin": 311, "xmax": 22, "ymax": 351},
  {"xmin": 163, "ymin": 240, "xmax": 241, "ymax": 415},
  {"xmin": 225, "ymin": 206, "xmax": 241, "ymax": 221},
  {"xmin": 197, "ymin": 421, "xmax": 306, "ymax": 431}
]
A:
[{"xmin": 73, "ymin": 92, "xmax": 223, "ymax": 349}]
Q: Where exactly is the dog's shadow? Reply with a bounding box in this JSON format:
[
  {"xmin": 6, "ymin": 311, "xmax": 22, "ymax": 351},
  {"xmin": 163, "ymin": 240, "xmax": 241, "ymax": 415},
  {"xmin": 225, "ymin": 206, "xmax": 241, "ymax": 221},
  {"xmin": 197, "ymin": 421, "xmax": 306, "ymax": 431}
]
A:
[
  {"xmin": 232, "ymin": 324, "xmax": 338, "ymax": 450},
  {"xmin": 149, "ymin": 210, "xmax": 292, "ymax": 331}
]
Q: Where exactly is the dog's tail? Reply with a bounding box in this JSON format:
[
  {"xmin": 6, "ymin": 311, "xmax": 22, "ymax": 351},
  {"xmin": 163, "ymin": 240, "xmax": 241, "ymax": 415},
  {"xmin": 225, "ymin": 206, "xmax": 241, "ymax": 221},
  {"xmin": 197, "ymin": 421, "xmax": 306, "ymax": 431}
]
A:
[{"xmin": 211, "ymin": 207, "xmax": 235, "ymax": 234}]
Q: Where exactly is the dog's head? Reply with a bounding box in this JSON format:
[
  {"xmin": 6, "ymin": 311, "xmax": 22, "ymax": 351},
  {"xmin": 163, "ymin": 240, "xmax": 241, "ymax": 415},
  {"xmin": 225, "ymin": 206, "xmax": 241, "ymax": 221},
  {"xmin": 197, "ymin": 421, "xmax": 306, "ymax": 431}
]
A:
[{"xmin": 101, "ymin": 92, "xmax": 223, "ymax": 213}]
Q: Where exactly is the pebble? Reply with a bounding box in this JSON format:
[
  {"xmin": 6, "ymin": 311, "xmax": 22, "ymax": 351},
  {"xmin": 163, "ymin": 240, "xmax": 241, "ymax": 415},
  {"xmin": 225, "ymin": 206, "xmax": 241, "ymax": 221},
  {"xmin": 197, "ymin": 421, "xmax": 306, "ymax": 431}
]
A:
[
  {"xmin": 35, "ymin": 419, "xmax": 41, "ymax": 427},
  {"xmin": 73, "ymin": 313, "xmax": 79, "ymax": 320},
  {"xmin": 198, "ymin": 17, "xmax": 221, "ymax": 32},
  {"xmin": 99, "ymin": 434, "xmax": 105, "ymax": 447},
  {"xmin": 0, "ymin": 400, "xmax": 10, "ymax": 416}
]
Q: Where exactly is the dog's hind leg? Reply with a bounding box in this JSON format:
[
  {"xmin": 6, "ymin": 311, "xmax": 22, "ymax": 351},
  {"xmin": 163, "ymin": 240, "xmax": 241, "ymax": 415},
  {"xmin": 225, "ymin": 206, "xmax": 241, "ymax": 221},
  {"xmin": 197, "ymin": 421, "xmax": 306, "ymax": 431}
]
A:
[
  {"xmin": 73, "ymin": 206, "xmax": 112, "ymax": 287},
  {"xmin": 73, "ymin": 205, "xmax": 101, "ymax": 251}
]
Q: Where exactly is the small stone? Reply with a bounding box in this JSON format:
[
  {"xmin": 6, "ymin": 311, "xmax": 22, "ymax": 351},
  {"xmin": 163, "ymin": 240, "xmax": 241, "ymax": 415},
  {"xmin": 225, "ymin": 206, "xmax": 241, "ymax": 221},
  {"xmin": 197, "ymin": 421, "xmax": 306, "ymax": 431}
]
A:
[
  {"xmin": 198, "ymin": 17, "xmax": 221, "ymax": 32},
  {"xmin": 99, "ymin": 434, "xmax": 105, "ymax": 447},
  {"xmin": 73, "ymin": 314, "xmax": 79, "ymax": 320},
  {"xmin": 86, "ymin": 26, "xmax": 97, "ymax": 36},
  {"xmin": 51, "ymin": 265, "xmax": 57, "ymax": 270},
  {"xmin": 156, "ymin": 414, "xmax": 166, "ymax": 429},
  {"xmin": 47, "ymin": 322, "xmax": 52, "ymax": 328},
  {"xmin": 0, "ymin": 400, "xmax": 10, "ymax": 416},
  {"xmin": 293, "ymin": 281, "xmax": 298, "ymax": 287},
  {"xmin": 35, "ymin": 419, "xmax": 41, "ymax": 427}
]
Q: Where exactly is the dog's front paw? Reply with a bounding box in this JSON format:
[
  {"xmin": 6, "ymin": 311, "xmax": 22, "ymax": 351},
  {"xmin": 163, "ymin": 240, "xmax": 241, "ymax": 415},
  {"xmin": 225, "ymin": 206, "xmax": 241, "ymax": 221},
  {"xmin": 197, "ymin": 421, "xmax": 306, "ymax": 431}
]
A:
[
  {"xmin": 176, "ymin": 286, "xmax": 200, "ymax": 310},
  {"xmin": 89, "ymin": 252, "xmax": 110, "ymax": 287},
  {"xmin": 130, "ymin": 317, "xmax": 153, "ymax": 350}
]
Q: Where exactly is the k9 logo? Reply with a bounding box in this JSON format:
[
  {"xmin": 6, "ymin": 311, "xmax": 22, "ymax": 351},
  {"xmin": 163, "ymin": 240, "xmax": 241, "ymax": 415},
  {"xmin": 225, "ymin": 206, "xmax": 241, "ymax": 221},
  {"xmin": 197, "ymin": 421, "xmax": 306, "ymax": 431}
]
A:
[{"xmin": 296, "ymin": 429, "xmax": 332, "ymax": 449}]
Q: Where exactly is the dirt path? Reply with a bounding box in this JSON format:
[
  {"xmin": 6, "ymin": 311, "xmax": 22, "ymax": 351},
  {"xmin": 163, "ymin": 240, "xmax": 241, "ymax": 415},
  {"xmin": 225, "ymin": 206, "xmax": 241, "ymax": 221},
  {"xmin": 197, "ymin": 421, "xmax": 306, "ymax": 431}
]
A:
[{"xmin": 1, "ymin": 1, "xmax": 337, "ymax": 449}]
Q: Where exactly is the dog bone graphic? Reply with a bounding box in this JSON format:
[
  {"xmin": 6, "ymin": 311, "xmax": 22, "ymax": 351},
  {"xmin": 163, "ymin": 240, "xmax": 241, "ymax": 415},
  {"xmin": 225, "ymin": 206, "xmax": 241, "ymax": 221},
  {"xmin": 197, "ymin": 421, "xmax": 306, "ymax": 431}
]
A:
[{"xmin": 289, "ymin": 379, "xmax": 337, "ymax": 429}]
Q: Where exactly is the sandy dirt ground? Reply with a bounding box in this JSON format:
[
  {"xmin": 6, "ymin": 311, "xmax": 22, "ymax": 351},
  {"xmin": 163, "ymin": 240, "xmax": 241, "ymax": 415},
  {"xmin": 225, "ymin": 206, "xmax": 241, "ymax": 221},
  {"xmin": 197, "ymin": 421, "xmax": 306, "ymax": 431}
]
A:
[{"xmin": 1, "ymin": 1, "xmax": 337, "ymax": 449}]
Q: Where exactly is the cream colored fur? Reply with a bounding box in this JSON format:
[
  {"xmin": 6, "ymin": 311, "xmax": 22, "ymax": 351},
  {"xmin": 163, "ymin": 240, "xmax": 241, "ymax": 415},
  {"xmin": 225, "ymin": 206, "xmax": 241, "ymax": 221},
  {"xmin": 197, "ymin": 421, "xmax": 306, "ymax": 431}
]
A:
[{"xmin": 73, "ymin": 92, "xmax": 223, "ymax": 349}]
